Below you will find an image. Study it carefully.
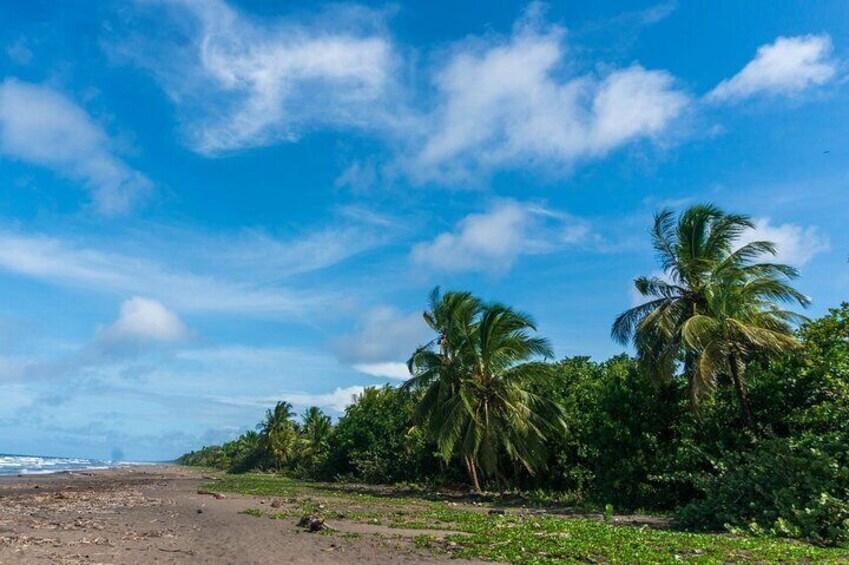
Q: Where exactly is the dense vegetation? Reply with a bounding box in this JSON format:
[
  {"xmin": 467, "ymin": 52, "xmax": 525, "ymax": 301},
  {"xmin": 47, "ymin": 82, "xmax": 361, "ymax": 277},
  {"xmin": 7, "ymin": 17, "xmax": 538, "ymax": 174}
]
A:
[{"xmin": 179, "ymin": 204, "xmax": 849, "ymax": 547}]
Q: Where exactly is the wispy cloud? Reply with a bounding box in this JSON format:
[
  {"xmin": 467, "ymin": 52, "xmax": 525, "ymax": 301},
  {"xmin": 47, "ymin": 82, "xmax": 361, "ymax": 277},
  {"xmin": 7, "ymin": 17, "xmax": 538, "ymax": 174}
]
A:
[
  {"xmin": 0, "ymin": 79, "xmax": 151, "ymax": 214},
  {"xmin": 411, "ymin": 200, "xmax": 590, "ymax": 274},
  {"xmin": 0, "ymin": 228, "xmax": 334, "ymax": 317},
  {"xmin": 115, "ymin": 0, "xmax": 398, "ymax": 154},
  {"xmin": 707, "ymin": 35, "xmax": 837, "ymax": 103},
  {"xmin": 6, "ymin": 39, "xmax": 33, "ymax": 65}
]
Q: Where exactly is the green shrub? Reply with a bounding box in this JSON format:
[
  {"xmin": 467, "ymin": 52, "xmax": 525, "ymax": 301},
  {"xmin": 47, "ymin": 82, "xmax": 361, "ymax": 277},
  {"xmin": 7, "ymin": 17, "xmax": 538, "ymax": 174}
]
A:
[
  {"xmin": 675, "ymin": 436, "xmax": 849, "ymax": 546},
  {"xmin": 322, "ymin": 385, "xmax": 442, "ymax": 483}
]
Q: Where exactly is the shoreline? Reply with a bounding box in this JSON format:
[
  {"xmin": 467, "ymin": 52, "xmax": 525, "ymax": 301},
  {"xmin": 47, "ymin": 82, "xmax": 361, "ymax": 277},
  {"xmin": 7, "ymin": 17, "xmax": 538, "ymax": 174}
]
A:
[
  {"xmin": 0, "ymin": 465, "xmax": 482, "ymax": 564},
  {"xmin": 0, "ymin": 463, "xmax": 166, "ymax": 482}
]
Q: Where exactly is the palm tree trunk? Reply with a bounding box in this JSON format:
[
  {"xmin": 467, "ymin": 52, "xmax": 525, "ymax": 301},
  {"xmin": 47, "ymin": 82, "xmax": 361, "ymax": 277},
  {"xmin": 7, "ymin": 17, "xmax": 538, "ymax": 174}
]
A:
[
  {"xmin": 683, "ymin": 352, "xmax": 701, "ymax": 417},
  {"xmin": 728, "ymin": 352, "xmax": 755, "ymax": 430},
  {"xmin": 464, "ymin": 455, "xmax": 482, "ymax": 492}
]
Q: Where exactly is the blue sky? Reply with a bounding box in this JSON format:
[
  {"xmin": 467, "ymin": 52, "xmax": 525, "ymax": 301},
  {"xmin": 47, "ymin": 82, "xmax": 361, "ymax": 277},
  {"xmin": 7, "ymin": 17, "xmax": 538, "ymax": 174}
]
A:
[{"xmin": 0, "ymin": 0, "xmax": 846, "ymax": 461}]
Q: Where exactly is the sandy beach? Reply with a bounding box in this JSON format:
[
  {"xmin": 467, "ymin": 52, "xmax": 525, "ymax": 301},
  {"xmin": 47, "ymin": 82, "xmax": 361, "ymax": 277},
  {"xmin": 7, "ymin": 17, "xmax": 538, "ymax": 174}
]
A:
[{"xmin": 0, "ymin": 465, "xmax": 490, "ymax": 564}]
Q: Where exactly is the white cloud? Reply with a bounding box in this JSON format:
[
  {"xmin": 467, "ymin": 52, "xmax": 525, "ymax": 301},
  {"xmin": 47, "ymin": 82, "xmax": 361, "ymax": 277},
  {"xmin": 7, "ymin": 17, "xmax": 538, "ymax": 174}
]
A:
[
  {"xmin": 353, "ymin": 362, "xmax": 410, "ymax": 380},
  {"xmin": 120, "ymin": 0, "xmax": 396, "ymax": 154},
  {"xmin": 411, "ymin": 200, "xmax": 589, "ymax": 274},
  {"xmin": 280, "ymin": 386, "xmax": 366, "ymax": 413},
  {"xmin": 407, "ymin": 8, "xmax": 688, "ymax": 181},
  {"xmin": 707, "ymin": 35, "xmax": 837, "ymax": 102},
  {"xmin": 738, "ymin": 218, "xmax": 830, "ymax": 267},
  {"xmin": 119, "ymin": 2, "xmax": 688, "ymax": 180},
  {"xmin": 332, "ymin": 306, "xmax": 429, "ymax": 366},
  {"xmin": 0, "ymin": 79, "xmax": 151, "ymax": 214},
  {"xmin": 0, "ymin": 229, "xmax": 331, "ymax": 316},
  {"xmin": 101, "ymin": 297, "xmax": 187, "ymax": 344},
  {"xmin": 216, "ymin": 385, "xmax": 366, "ymax": 414}
]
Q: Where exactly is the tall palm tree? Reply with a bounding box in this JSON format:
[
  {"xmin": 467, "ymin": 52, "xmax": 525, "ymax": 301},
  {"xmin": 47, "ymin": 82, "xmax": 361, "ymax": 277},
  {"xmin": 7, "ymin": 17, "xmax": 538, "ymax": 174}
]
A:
[
  {"xmin": 299, "ymin": 406, "xmax": 332, "ymax": 467},
  {"xmin": 258, "ymin": 401, "xmax": 298, "ymax": 470},
  {"xmin": 406, "ymin": 288, "xmax": 482, "ymax": 486},
  {"xmin": 406, "ymin": 290, "xmax": 561, "ymax": 491},
  {"xmin": 612, "ymin": 204, "xmax": 809, "ymax": 423}
]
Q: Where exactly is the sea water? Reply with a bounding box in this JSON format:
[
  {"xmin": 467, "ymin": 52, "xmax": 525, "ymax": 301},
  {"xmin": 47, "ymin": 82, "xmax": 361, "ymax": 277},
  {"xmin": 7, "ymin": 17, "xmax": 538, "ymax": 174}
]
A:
[{"xmin": 0, "ymin": 454, "xmax": 124, "ymax": 476}]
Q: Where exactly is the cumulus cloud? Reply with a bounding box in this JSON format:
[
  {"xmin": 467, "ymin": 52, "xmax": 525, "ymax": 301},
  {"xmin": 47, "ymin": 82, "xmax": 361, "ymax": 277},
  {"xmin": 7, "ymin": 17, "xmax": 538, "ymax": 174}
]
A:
[
  {"xmin": 707, "ymin": 35, "xmax": 837, "ymax": 102},
  {"xmin": 411, "ymin": 200, "xmax": 590, "ymax": 274},
  {"xmin": 332, "ymin": 306, "xmax": 429, "ymax": 378},
  {"xmin": 738, "ymin": 218, "xmax": 830, "ymax": 267},
  {"xmin": 0, "ymin": 79, "xmax": 151, "ymax": 214},
  {"xmin": 100, "ymin": 297, "xmax": 187, "ymax": 345},
  {"xmin": 118, "ymin": 1, "xmax": 688, "ymax": 181},
  {"xmin": 407, "ymin": 7, "xmax": 689, "ymax": 182},
  {"xmin": 117, "ymin": 0, "xmax": 397, "ymax": 154}
]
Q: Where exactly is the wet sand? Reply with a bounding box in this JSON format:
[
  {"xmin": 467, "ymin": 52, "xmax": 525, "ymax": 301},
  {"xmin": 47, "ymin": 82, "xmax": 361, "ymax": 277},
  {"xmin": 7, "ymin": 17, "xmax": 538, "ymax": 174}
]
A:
[{"xmin": 0, "ymin": 465, "xmax": 488, "ymax": 564}]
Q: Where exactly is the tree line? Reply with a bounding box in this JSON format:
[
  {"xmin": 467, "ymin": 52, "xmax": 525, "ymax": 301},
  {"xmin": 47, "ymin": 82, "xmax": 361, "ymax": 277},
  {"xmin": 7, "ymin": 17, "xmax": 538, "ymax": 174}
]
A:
[{"xmin": 178, "ymin": 204, "xmax": 849, "ymax": 546}]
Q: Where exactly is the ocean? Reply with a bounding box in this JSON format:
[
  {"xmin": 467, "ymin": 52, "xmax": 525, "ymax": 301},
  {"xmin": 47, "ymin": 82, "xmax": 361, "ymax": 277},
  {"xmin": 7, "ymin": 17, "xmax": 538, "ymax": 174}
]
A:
[{"xmin": 0, "ymin": 454, "xmax": 129, "ymax": 476}]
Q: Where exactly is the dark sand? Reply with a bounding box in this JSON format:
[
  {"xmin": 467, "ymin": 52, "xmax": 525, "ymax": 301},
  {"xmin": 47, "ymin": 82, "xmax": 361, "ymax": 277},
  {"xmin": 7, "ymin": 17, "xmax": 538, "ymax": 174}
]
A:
[{"xmin": 0, "ymin": 465, "xmax": 492, "ymax": 564}]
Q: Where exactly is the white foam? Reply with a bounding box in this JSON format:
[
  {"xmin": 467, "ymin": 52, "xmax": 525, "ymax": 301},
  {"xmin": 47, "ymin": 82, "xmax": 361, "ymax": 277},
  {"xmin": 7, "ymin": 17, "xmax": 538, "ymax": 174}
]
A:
[{"xmin": 0, "ymin": 454, "xmax": 119, "ymax": 476}]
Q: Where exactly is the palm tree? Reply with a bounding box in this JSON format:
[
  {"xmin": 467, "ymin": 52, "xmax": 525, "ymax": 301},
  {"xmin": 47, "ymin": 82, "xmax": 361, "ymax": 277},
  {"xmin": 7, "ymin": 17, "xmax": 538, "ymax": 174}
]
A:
[
  {"xmin": 258, "ymin": 401, "xmax": 298, "ymax": 470},
  {"xmin": 681, "ymin": 266, "xmax": 809, "ymax": 428},
  {"xmin": 612, "ymin": 204, "xmax": 809, "ymax": 424},
  {"xmin": 406, "ymin": 288, "xmax": 482, "ymax": 486},
  {"xmin": 406, "ymin": 290, "xmax": 561, "ymax": 491},
  {"xmin": 298, "ymin": 406, "xmax": 332, "ymax": 468}
]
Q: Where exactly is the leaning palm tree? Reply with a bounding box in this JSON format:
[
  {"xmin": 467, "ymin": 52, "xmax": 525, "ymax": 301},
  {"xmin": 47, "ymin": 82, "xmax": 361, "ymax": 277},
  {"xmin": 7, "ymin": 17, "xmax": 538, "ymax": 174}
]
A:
[
  {"xmin": 406, "ymin": 290, "xmax": 561, "ymax": 491},
  {"xmin": 612, "ymin": 204, "xmax": 809, "ymax": 423}
]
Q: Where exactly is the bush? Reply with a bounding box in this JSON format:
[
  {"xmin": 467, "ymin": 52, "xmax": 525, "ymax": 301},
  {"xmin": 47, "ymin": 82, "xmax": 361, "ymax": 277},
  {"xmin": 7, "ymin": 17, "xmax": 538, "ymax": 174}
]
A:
[
  {"xmin": 675, "ymin": 436, "xmax": 849, "ymax": 546},
  {"xmin": 322, "ymin": 386, "xmax": 442, "ymax": 483},
  {"xmin": 529, "ymin": 355, "xmax": 691, "ymax": 509}
]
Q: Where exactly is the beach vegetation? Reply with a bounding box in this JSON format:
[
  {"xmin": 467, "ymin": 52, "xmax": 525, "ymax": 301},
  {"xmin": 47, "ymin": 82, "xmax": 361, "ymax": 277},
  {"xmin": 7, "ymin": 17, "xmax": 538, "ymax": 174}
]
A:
[{"xmin": 178, "ymin": 204, "xmax": 849, "ymax": 548}]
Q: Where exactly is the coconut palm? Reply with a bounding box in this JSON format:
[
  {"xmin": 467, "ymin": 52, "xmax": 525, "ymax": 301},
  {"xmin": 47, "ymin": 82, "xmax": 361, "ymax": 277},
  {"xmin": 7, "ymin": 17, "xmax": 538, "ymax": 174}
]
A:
[
  {"xmin": 406, "ymin": 290, "xmax": 560, "ymax": 491},
  {"xmin": 298, "ymin": 406, "xmax": 332, "ymax": 468},
  {"xmin": 612, "ymin": 204, "xmax": 809, "ymax": 423},
  {"xmin": 258, "ymin": 401, "xmax": 298, "ymax": 470},
  {"xmin": 405, "ymin": 289, "xmax": 482, "ymax": 486},
  {"xmin": 681, "ymin": 266, "xmax": 809, "ymax": 427}
]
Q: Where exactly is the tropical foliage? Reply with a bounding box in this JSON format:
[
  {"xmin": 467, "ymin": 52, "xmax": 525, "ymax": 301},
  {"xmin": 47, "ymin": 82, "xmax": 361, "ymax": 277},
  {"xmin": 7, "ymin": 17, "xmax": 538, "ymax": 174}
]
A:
[
  {"xmin": 612, "ymin": 204, "xmax": 809, "ymax": 424},
  {"xmin": 405, "ymin": 288, "xmax": 562, "ymax": 490},
  {"xmin": 179, "ymin": 204, "xmax": 849, "ymax": 547}
]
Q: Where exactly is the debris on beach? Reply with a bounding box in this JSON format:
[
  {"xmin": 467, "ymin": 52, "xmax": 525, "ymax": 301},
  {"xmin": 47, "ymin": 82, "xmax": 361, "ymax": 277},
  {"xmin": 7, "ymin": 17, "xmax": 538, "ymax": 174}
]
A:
[{"xmin": 296, "ymin": 515, "xmax": 334, "ymax": 532}]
